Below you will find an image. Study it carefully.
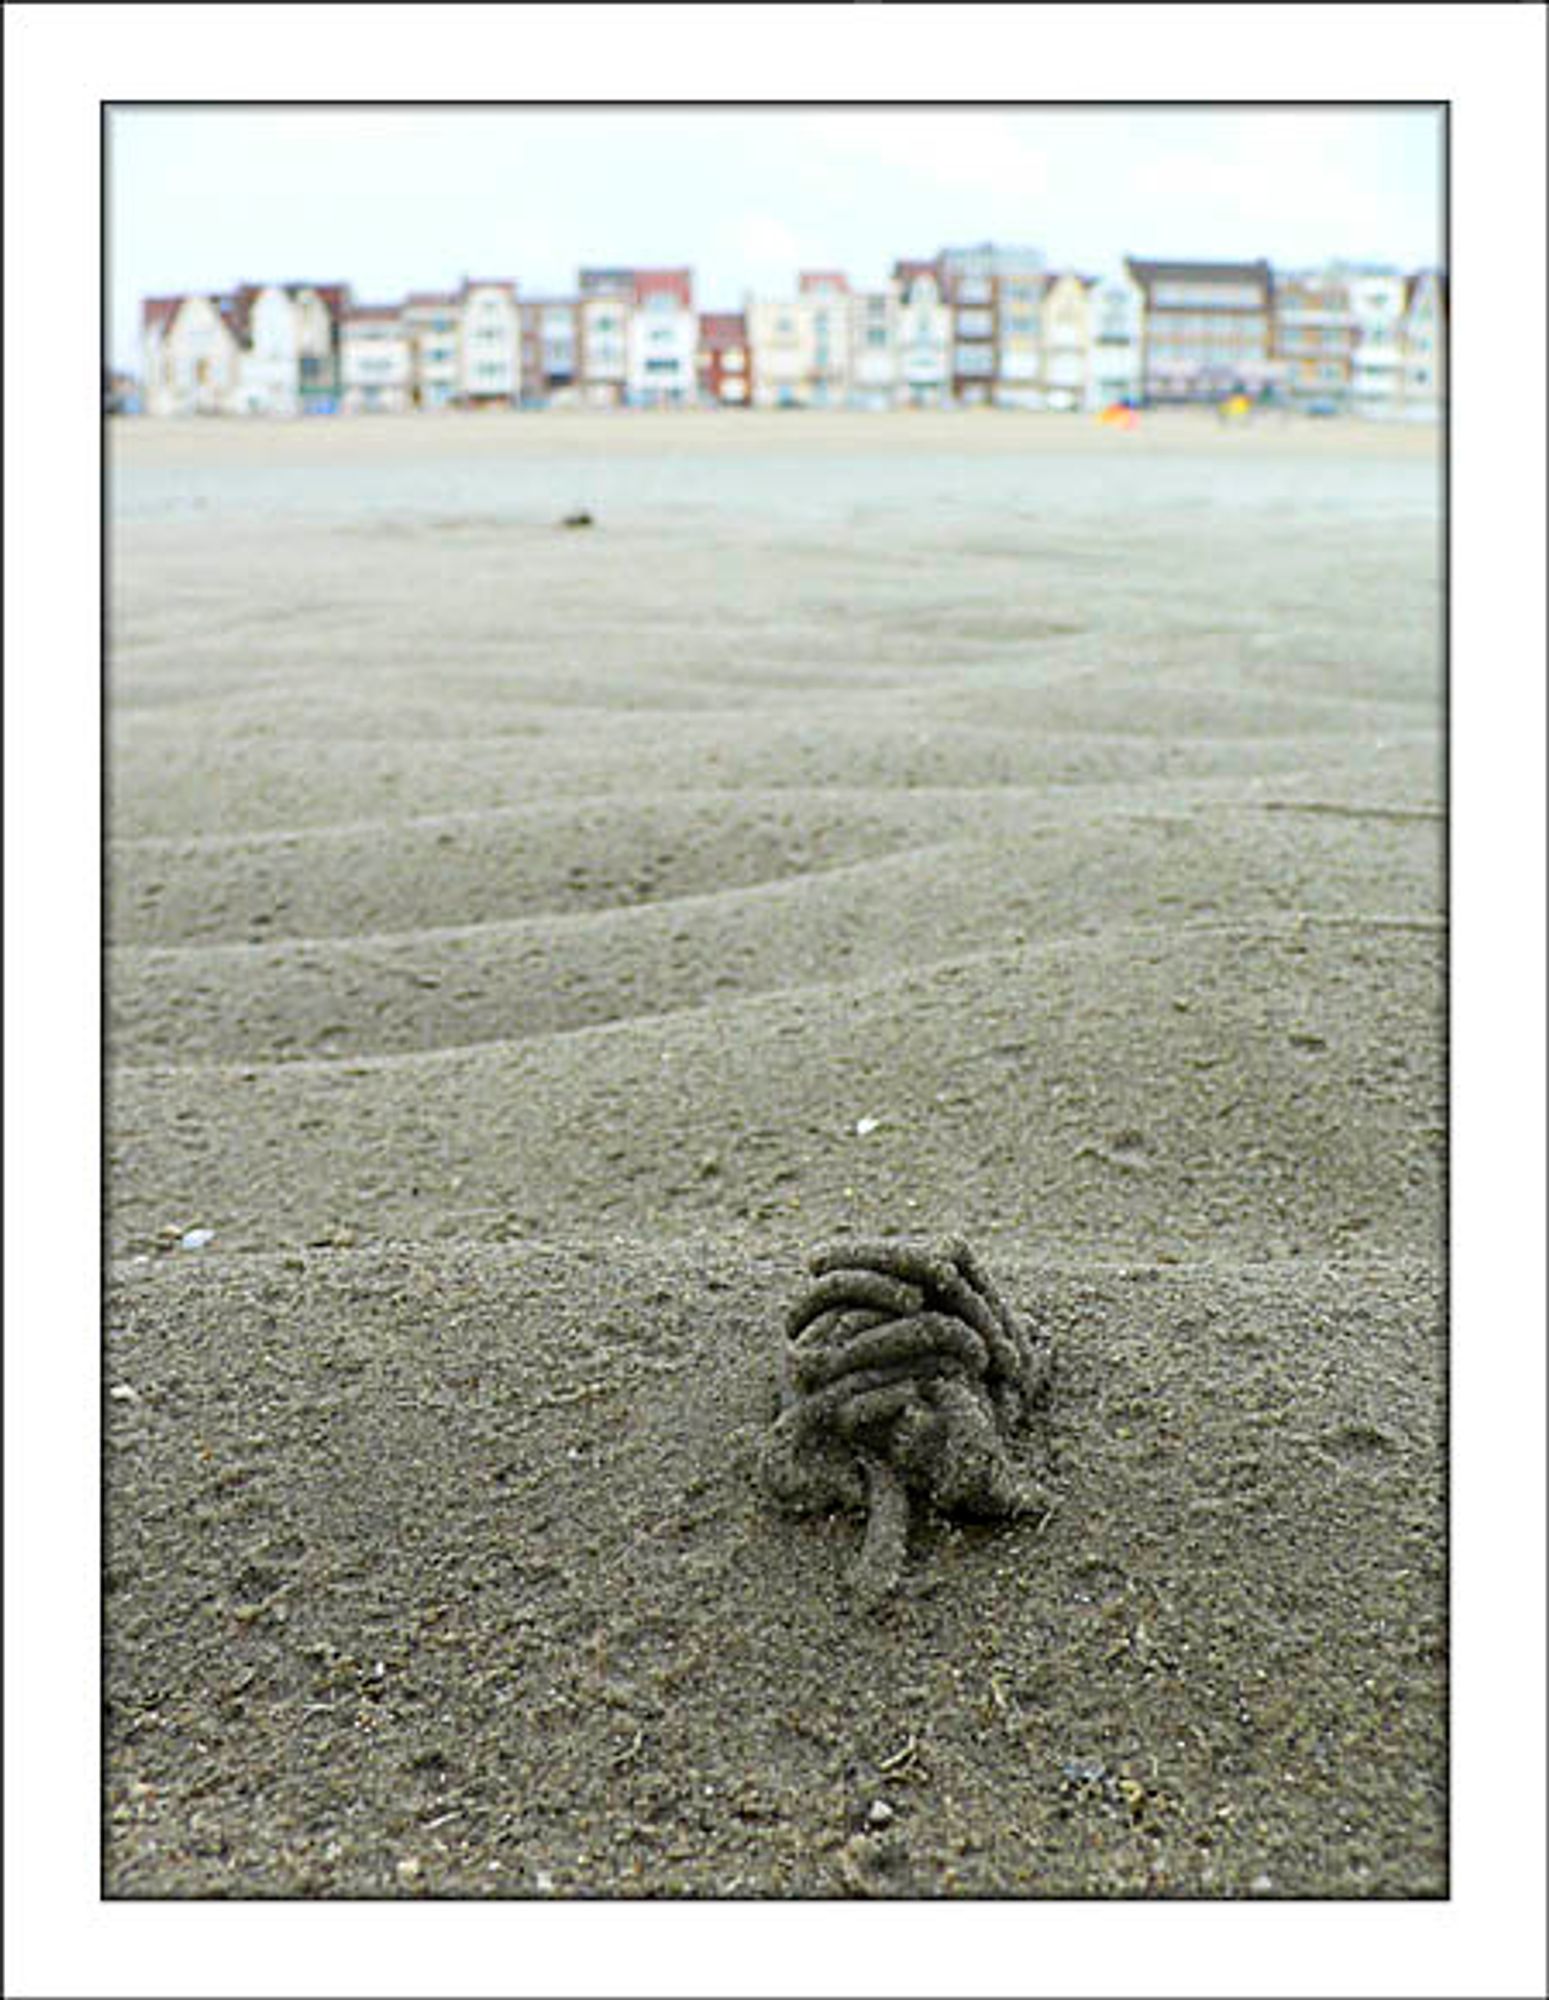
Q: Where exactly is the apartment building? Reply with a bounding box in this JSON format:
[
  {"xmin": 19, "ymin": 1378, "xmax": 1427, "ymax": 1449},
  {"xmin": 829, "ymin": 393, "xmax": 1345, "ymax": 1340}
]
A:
[
  {"xmin": 1040, "ymin": 273, "xmax": 1093, "ymax": 412},
  {"xmin": 849, "ymin": 288, "xmax": 900, "ymax": 409},
  {"xmin": 800, "ymin": 272, "xmax": 851, "ymax": 408},
  {"xmin": 340, "ymin": 304, "xmax": 413, "ymax": 413},
  {"xmin": 1128, "ymin": 257, "xmax": 1276, "ymax": 404},
  {"xmin": 1273, "ymin": 269, "xmax": 1357, "ymax": 411},
  {"xmin": 576, "ymin": 272, "xmax": 632, "ymax": 406},
  {"xmin": 942, "ymin": 253, "xmax": 997, "ymax": 406},
  {"xmin": 1086, "ymin": 270, "xmax": 1144, "ymax": 408},
  {"xmin": 518, "ymin": 298, "xmax": 582, "ymax": 405},
  {"xmin": 697, "ymin": 312, "xmax": 749, "ymax": 405},
  {"xmin": 624, "ymin": 269, "xmax": 697, "ymax": 407},
  {"xmin": 993, "ymin": 270, "xmax": 1045, "ymax": 408},
  {"xmin": 458, "ymin": 280, "xmax": 521, "ymax": 406},
  {"xmin": 399, "ymin": 292, "xmax": 460, "ymax": 409},
  {"xmin": 745, "ymin": 293, "xmax": 807, "ymax": 407}
]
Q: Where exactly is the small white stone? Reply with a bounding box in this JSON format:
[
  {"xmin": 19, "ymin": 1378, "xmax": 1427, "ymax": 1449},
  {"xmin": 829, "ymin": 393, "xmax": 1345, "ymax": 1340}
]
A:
[
  {"xmin": 867, "ymin": 1799, "xmax": 895, "ymax": 1829},
  {"xmin": 108, "ymin": 1383, "xmax": 138, "ymax": 1403},
  {"xmin": 179, "ymin": 1228, "xmax": 214, "ymax": 1251},
  {"xmin": 854, "ymin": 1116, "xmax": 880, "ymax": 1137},
  {"xmin": 534, "ymin": 1868, "xmax": 556, "ymax": 1893}
]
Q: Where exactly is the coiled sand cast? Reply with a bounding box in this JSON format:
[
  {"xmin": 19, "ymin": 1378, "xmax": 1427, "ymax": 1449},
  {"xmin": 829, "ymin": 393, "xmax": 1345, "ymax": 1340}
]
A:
[{"xmin": 757, "ymin": 1239, "xmax": 1054, "ymax": 1607}]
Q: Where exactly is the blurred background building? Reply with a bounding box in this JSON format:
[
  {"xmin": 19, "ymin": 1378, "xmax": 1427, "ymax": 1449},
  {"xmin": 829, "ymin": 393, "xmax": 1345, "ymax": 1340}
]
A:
[{"xmin": 134, "ymin": 247, "xmax": 1445, "ymax": 420}]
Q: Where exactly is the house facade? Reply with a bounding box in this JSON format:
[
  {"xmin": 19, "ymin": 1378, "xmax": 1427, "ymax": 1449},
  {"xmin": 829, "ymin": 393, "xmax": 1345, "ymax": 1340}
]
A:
[
  {"xmin": 402, "ymin": 292, "xmax": 460, "ymax": 409},
  {"xmin": 697, "ymin": 312, "xmax": 749, "ymax": 404},
  {"xmin": 518, "ymin": 298, "xmax": 582, "ymax": 406},
  {"xmin": 576, "ymin": 273, "xmax": 632, "ymax": 405},
  {"xmin": 1039, "ymin": 273, "xmax": 1093, "ymax": 411},
  {"xmin": 892, "ymin": 260, "xmax": 951, "ymax": 407},
  {"xmin": 142, "ymin": 293, "xmax": 244, "ymax": 416},
  {"xmin": 1341, "ymin": 267, "xmax": 1408, "ymax": 419},
  {"xmin": 1272, "ymin": 269, "xmax": 1356, "ymax": 411},
  {"xmin": 625, "ymin": 269, "xmax": 696, "ymax": 407},
  {"xmin": 340, "ymin": 305, "xmax": 413, "ymax": 413},
  {"xmin": 1399, "ymin": 270, "xmax": 1446, "ymax": 422},
  {"xmin": 745, "ymin": 294, "xmax": 807, "ymax": 407},
  {"xmin": 224, "ymin": 283, "xmax": 345, "ymax": 416},
  {"xmin": 799, "ymin": 272, "xmax": 851, "ymax": 407},
  {"xmin": 458, "ymin": 280, "xmax": 521, "ymax": 406},
  {"xmin": 849, "ymin": 288, "xmax": 900, "ymax": 408},
  {"xmin": 992, "ymin": 271, "xmax": 1044, "ymax": 408},
  {"xmin": 1086, "ymin": 270, "xmax": 1143, "ymax": 408},
  {"xmin": 1128, "ymin": 256, "xmax": 1276, "ymax": 404}
]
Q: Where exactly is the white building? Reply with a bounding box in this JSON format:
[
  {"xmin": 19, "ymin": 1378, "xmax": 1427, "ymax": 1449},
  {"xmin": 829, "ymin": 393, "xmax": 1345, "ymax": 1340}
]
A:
[
  {"xmin": 1344, "ymin": 268, "xmax": 1409, "ymax": 419},
  {"xmin": 1085, "ymin": 270, "xmax": 1144, "ymax": 409},
  {"xmin": 799, "ymin": 272, "xmax": 852, "ymax": 408},
  {"xmin": 625, "ymin": 270, "xmax": 697, "ymax": 407},
  {"xmin": 1400, "ymin": 270, "xmax": 1446, "ymax": 422},
  {"xmin": 141, "ymin": 294, "xmax": 244, "ymax": 416},
  {"xmin": 340, "ymin": 305, "xmax": 413, "ymax": 413},
  {"xmin": 746, "ymin": 294, "xmax": 809, "ymax": 407},
  {"xmin": 893, "ymin": 261, "xmax": 951, "ymax": 407},
  {"xmin": 1040, "ymin": 273, "xmax": 1092, "ymax": 412},
  {"xmin": 849, "ymin": 288, "xmax": 900, "ymax": 409},
  {"xmin": 458, "ymin": 280, "xmax": 521, "ymax": 406},
  {"xmin": 226, "ymin": 283, "xmax": 341, "ymax": 416}
]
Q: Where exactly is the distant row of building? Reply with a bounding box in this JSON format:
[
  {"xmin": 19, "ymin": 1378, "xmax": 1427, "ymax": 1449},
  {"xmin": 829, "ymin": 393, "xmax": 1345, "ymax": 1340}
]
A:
[{"xmin": 133, "ymin": 248, "xmax": 1446, "ymax": 421}]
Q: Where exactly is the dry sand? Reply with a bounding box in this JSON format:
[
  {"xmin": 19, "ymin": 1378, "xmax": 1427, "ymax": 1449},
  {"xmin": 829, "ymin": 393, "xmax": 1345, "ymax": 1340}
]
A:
[{"xmin": 105, "ymin": 408, "xmax": 1445, "ymax": 1899}]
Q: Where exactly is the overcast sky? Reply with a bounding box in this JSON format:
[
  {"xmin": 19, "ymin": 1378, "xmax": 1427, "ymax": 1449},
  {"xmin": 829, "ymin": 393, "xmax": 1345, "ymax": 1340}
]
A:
[{"xmin": 107, "ymin": 104, "xmax": 1443, "ymax": 369}]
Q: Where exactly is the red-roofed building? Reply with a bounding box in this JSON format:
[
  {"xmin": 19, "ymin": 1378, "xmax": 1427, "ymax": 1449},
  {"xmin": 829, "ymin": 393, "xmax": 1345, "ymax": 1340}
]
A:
[
  {"xmin": 631, "ymin": 267, "xmax": 694, "ymax": 311},
  {"xmin": 697, "ymin": 312, "xmax": 749, "ymax": 405},
  {"xmin": 141, "ymin": 293, "xmax": 244, "ymax": 415}
]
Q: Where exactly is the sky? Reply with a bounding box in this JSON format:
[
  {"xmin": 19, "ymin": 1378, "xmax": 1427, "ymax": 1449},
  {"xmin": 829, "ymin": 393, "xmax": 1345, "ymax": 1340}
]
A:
[{"xmin": 108, "ymin": 103, "xmax": 1443, "ymax": 372}]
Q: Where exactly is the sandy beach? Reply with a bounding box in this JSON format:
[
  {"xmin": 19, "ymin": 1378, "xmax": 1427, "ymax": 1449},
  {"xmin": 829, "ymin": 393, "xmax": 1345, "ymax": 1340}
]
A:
[{"xmin": 105, "ymin": 408, "xmax": 1445, "ymax": 1899}]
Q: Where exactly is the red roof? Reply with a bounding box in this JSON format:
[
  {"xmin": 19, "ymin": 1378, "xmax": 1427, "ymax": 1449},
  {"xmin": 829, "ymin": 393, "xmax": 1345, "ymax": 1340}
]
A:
[
  {"xmin": 632, "ymin": 268, "xmax": 693, "ymax": 308},
  {"xmin": 892, "ymin": 258, "xmax": 939, "ymax": 283},
  {"xmin": 799, "ymin": 270, "xmax": 849, "ymax": 294},
  {"xmin": 141, "ymin": 296, "xmax": 182, "ymax": 329},
  {"xmin": 698, "ymin": 312, "xmax": 746, "ymax": 348}
]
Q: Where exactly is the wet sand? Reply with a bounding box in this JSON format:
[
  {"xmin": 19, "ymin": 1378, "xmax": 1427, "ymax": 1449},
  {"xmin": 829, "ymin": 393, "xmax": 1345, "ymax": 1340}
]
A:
[{"xmin": 105, "ymin": 408, "xmax": 1445, "ymax": 1898}]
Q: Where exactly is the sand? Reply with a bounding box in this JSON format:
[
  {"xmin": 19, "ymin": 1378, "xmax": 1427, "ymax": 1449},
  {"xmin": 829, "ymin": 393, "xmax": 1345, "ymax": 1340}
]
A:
[{"xmin": 105, "ymin": 408, "xmax": 1445, "ymax": 1899}]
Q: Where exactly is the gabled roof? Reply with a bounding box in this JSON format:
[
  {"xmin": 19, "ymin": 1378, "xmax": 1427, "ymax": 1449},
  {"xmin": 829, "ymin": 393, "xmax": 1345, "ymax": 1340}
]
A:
[
  {"xmin": 141, "ymin": 296, "xmax": 182, "ymax": 330},
  {"xmin": 892, "ymin": 258, "xmax": 939, "ymax": 284},
  {"xmin": 798, "ymin": 270, "xmax": 849, "ymax": 294}
]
